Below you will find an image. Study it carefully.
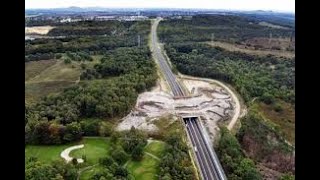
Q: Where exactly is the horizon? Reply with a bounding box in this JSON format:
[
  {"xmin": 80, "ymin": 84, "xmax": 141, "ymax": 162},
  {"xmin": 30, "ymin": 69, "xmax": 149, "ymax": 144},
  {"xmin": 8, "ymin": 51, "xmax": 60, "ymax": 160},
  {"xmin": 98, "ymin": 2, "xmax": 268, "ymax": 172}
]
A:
[
  {"xmin": 25, "ymin": 0, "xmax": 295, "ymax": 13},
  {"xmin": 25, "ymin": 6, "xmax": 295, "ymax": 14}
]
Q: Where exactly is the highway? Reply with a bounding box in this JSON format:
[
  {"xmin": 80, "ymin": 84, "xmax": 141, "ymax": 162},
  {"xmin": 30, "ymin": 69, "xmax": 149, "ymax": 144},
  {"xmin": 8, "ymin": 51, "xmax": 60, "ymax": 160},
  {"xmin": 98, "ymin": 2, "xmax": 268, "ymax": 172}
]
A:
[
  {"xmin": 151, "ymin": 17, "xmax": 227, "ymax": 180},
  {"xmin": 151, "ymin": 18, "xmax": 185, "ymax": 97},
  {"xmin": 184, "ymin": 117, "xmax": 227, "ymax": 180}
]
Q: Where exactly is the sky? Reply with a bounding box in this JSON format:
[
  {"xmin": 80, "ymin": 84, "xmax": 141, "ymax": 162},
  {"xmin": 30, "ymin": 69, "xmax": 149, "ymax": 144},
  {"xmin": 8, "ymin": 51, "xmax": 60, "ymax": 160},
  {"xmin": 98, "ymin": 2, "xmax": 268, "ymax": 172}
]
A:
[{"xmin": 25, "ymin": 0, "xmax": 295, "ymax": 13}]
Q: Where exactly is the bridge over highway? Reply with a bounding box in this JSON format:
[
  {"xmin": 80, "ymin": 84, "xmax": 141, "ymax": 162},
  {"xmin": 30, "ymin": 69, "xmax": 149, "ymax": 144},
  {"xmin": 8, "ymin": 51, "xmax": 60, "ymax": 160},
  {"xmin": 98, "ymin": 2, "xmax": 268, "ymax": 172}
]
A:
[{"xmin": 151, "ymin": 17, "xmax": 227, "ymax": 180}]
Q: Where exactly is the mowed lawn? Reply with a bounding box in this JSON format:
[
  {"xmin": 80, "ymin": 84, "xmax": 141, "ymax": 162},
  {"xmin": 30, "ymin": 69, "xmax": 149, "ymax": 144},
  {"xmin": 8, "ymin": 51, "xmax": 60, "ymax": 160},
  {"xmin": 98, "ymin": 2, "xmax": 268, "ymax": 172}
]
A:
[
  {"xmin": 25, "ymin": 137, "xmax": 111, "ymax": 165},
  {"xmin": 144, "ymin": 140, "xmax": 166, "ymax": 158},
  {"xmin": 126, "ymin": 140, "xmax": 166, "ymax": 180},
  {"xmin": 80, "ymin": 140, "xmax": 166, "ymax": 180},
  {"xmin": 70, "ymin": 137, "xmax": 111, "ymax": 165}
]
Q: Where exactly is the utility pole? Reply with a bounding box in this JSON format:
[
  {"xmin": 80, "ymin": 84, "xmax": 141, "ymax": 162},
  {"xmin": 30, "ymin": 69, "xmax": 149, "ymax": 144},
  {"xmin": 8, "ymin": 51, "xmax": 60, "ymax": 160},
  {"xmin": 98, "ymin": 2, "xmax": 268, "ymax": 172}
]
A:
[
  {"xmin": 138, "ymin": 34, "xmax": 141, "ymax": 47},
  {"xmin": 290, "ymin": 31, "xmax": 294, "ymax": 42},
  {"xmin": 211, "ymin": 33, "xmax": 215, "ymax": 45},
  {"xmin": 269, "ymin": 32, "xmax": 272, "ymax": 44}
]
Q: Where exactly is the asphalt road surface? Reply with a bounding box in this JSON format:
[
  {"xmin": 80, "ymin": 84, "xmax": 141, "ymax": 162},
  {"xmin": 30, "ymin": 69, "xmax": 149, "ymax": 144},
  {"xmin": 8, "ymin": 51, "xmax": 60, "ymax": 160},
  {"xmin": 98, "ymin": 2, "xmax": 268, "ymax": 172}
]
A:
[
  {"xmin": 151, "ymin": 18, "xmax": 185, "ymax": 97},
  {"xmin": 151, "ymin": 18, "xmax": 227, "ymax": 180}
]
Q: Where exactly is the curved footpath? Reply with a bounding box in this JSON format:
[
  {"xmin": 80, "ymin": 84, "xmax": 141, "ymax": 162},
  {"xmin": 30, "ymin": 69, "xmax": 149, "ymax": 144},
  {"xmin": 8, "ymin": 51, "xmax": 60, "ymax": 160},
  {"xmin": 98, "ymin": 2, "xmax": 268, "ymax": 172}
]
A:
[{"xmin": 60, "ymin": 144, "xmax": 85, "ymax": 163}]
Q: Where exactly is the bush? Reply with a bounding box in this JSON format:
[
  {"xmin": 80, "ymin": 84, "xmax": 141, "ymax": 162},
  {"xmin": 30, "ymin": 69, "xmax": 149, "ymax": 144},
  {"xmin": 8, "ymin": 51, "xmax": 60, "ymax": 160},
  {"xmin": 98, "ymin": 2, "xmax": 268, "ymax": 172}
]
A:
[
  {"xmin": 80, "ymin": 119, "xmax": 100, "ymax": 136},
  {"xmin": 72, "ymin": 158, "xmax": 78, "ymax": 165},
  {"xmin": 273, "ymin": 103, "xmax": 283, "ymax": 112},
  {"xmin": 99, "ymin": 157, "xmax": 114, "ymax": 167},
  {"xmin": 261, "ymin": 93, "xmax": 275, "ymax": 105},
  {"xmin": 110, "ymin": 148, "xmax": 129, "ymax": 165},
  {"xmin": 64, "ymin": 58, "xmax": 71, "ymax": 64},
  {"xmin": 55, "ymin": 54, "xmax": 62, "ymax": 59},
  {"xmin": 280, "ymin": 173, "xmax": 294, "ymax": 180},
  {"xmin": 99, "ymin": 122, "xmax": 114, "ymax": 137}
]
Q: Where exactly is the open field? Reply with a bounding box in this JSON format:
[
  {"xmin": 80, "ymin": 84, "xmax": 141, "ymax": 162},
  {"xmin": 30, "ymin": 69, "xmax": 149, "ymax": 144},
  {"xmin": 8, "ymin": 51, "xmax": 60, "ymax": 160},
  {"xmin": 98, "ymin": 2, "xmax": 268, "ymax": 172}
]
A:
[
  {"xmin": 244, "ymin": 37, "xmax": 295, "ymax": 51},
  {"xmin": 70, "ymin": 137, "xmax": 111, "ymax": 165},
  {"xmin": 26, "ymin": 60, "xmax": 81, "ymax": 83},
  {"xmin": 25, "ymin": 26, "xmax": 55, "ymax": 35},
  {"xmin": 25, "ymin": 59, "xmax": 57, "ymax": 81},
  {"xmin": 25, "ymin": 60, "xmax": 81, "ymax": 101},
  {"xmin": 144, "ymin": 141, "xmax": 166, "ymax": 158},
  {"xmin": 207, "ymin": 41, "xmax": 295, "ymax": 58},
  {"xmin": 25, "ymin": 137, "xmax": 110, "ymax": 164},
  {"xmin": 25, "ymin": 56, "xmax": 103, "ymax": 103},
  {"xmin": 256, "ymin": 101, "xmax": 295, "ymax": 144},
  {"xmin": 25, "ymin": 143, "xmax": 75, "ymax": 163},
  {"xmin": 25, "ymin": 81, "xmax": 75, "ymax": 103},
  {"xmin": 78, "ymin": 140, "xmax": 166, "ymax": 180},
  {"xmin": 258, "ymin": 21, "xmax": 290, "ymax": 29}
]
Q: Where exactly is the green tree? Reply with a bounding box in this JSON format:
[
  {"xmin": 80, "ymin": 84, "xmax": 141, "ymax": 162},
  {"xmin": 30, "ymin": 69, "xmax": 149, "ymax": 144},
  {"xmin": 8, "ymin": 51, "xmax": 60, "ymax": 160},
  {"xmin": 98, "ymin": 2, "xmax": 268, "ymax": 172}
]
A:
[
  {"xmin": 99, "ymin": 122, "xmax": 114, "ymax": 137},
  {"xmin": 131, "ymin": 144, "xmax": 144, "ymax": 161},
  {"xmin": 110, "ymin": 148, "xmax": 129, "ymax": 165},
  {"xmin": 25, "ymin": 161, "xmax": 57, "ymax": 180},
  {"xmin": 63, "ymin": 122, "xmax": 82, "ymax": 142},
  {"xmin": 99, "ymin": 157, "xmax": 114, "ymax": 167}
]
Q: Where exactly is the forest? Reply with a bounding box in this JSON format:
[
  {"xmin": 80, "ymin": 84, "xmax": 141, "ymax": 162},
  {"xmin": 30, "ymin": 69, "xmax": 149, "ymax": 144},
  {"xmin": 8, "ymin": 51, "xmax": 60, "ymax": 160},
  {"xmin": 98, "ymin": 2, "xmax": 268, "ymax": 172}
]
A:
[
  {"xmin": 25, "ymin": 20, "xmax": 150, "ymax": 61},
  {"xmin": 165, "ymin": 43, "xmax": 295, "ymax": 104},
  {"xmin": 25, "ymin": 47, "xmax": 157, "ymax": 145},
  {"xmin": 158, "ymin": 15, "xmax": 294, "ymax": 44}
]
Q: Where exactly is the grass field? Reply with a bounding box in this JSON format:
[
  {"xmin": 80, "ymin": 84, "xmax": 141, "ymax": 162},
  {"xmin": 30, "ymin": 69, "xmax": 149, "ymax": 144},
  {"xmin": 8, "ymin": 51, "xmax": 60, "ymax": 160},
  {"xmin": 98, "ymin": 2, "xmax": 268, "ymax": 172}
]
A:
[
  {"xmin": 25, "ymin": 137, "xmax": 110, "ymax": 164},
  {"xmin": 127, "ymin": 154, "xmax": 159, "ymax": 180},
  {"xmin": 27, "ymin": 60, "xmax": 81, "ymax": 83},
  {"xmin": 79, "ymin": 140, "xmax": 166, "ymax": 180},
  {"xmin": 25, "ymin": 56, "xmax": 103, "ymax": 103},
  {"xmin": 126, "ymin": 141, "xmax": 166, "ymax": 180},
  {"xmin": 80, "ymin": 165, "xmax": 105, "ymax": 180},
  {"xmin": 207, "ymin": 41, "xmax": 295, "ymax": 58},
  {"xmin": 25, "ymin": 59, "xmax": 57, "ymax": 81},
  {"xmin": 144, "ymin": 141, "xmax": 166, "ymax": 158},
  {"xmin": 25, "ymin": 59, "xmax": 81, "ymax": 103},
  {"xmin": 25, "ymin": 143, "xmax": 76, "ymax": 163},
  {"xmin": 70, "ymin": 137, "xmax": 111, "ymax": 165},
  {"xmin": 25, "ymin": 81, "xmax": 75, "ymax": 103}
]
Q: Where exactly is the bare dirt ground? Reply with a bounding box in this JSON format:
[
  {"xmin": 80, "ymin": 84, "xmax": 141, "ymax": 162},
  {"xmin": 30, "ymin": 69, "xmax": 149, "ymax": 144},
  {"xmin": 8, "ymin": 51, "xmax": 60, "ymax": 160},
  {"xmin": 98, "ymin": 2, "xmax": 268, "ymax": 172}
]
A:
[
  {"xmin": 25, "ymin": 26, "xmax": 55, "ymax": 35},
  {"xmin": 117, "ymin": 75, "xmax": 241, "ymax": 141}
]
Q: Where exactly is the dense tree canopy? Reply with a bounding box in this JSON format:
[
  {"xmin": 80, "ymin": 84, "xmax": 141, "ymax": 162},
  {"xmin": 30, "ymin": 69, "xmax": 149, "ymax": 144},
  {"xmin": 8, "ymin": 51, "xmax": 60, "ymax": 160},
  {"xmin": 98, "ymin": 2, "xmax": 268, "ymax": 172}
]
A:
[
  {"xmin": 159, "ymin": 133, "xmax": 196, "ymax": 179},
  {"xmin": 158, "ymin": 15, "xmax": 294, "ymax": 44},
  {"xmin": 25, "ymin": 158, "xmax": 77, "ymax": 180}
]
